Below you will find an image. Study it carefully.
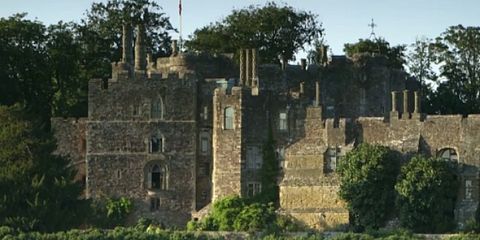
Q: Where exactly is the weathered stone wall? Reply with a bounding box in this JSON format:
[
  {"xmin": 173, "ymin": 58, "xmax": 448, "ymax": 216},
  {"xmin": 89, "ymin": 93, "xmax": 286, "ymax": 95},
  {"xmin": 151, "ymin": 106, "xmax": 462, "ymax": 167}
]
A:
[
  {"xmin": 86, "ymin": 65, "xmax": 198, "ymax": 226},
  {"xmin": 51, "ymin": 117, "xmax": 87, "ymax": 184},
  {"xmin": 280, "ymin": 107, "xmax": 350, "ymax": 230},
  {"xmin": 212, "ymin": 87, "xmax": 244, "ymax": 201}
]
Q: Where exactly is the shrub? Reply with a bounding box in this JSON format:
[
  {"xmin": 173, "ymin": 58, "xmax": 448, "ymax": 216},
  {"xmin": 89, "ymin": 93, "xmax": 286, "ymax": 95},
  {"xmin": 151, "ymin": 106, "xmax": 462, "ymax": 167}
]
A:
[
  {"xmin": 395, "ymin": 155, "xmax": 459, "ymax": 233},
  {"xmin": 337, "ymin": 144, "xmax": 400, "ymax": 230}
]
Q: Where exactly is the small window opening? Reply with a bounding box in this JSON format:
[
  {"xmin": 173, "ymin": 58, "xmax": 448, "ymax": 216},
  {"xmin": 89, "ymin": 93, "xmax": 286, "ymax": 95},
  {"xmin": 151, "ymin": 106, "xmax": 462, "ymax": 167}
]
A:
[
  {"xmin": 150, "ymin": 197, "xmax": 160, "ymax": 211},
  {"xmin": 224, "ymin": 107, "xmax": 234, "ymax": 130},
  {"xmin": 151, "ymin": 165, "xmax": 163, "ymax": 189},
  {"xmin": 150, "ymin": 136, "xmax": 163, "ymax": 153},
  {"xmin": 279, "ymin": 112, "xmax": 287, "ymax": 131}
]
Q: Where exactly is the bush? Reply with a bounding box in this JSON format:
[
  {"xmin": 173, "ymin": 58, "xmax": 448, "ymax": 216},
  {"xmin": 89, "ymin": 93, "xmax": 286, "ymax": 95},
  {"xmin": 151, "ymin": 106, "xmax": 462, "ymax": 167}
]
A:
[
  {"xmin": 395, "ymin": 155, "xmax": 459, "ymax": 233},
  {"xmin": 88, "ymin": 197, "xmax": 133, "ymax": 228},
  {"xmin": 187, "ymin": 196, "xmax": 283, "ymax": 233},
  {"xmin": 337, "ymin": 144, "xmax": 400, "ymax": 230}
]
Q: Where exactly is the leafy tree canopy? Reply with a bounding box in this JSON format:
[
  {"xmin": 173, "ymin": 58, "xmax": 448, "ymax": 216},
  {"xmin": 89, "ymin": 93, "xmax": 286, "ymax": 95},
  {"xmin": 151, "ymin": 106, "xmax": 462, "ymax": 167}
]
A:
[
  {"xmin": 337, "ymin": 144, "xmax": 400, "ymax": 230},
  {"xmin": 428, "ymin": 25, "xmax": 480, "ymax": 114},
  {"xmin": 186, "ymin": 2, "xmax": 323, "ymax": 64},
  {"xmin": 344, "ymin": 38, "xmax": 406, "ymax": 69},
  {"xmin": 0, "ymin": 105, "xmax": 87, "ymax": 232},
  {"xmin": 0, "ymin": 14, "xmax": 53, "ymax": 124},
  {"xmin": 395, "ymin": 155, "xmax": 459, "ymax": 233}
]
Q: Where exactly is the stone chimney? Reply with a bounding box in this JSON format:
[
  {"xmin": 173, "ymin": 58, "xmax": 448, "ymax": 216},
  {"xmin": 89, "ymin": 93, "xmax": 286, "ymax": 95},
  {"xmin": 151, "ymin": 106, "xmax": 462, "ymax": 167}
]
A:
[
  {"xmin": 281, "ymin": 55, "xmax": 287, "ymax": 70},
  {"xmin": 300, "ymin": 58, "xmax": 307, "ymax": 71},
  {"xmin": 171, "ymin": 40, "xmax": 178, "ymax": 56},
  {"xmin": 122, "ymin": 24, "xmax": 133, "ymax": 65},
  {"xmin": 134, "ymin": 24, "xmax": 147, "ymax": 71},
  {"xmin": 315, "ymin": 81, "xmax": 320, "ymax": 107},
  {"xmin": 239, "ymin": 48, "xmax": 259, "ymax": 88},
  {"xmin": 239, "ymin": 49, "xmax": 246, "ymax": 86},
  {"xmin": 402, "ymin": 90, "xmax": 410, "ymax": 119},
  {"xmin": 251, "ymin": 49, "xmax": 258, "ymax": 85}
]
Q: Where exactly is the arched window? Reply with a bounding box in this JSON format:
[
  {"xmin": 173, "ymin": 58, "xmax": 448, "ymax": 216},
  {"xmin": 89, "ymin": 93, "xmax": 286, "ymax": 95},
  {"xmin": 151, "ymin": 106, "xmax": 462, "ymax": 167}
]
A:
[
  {"xmin": 149, "ymin": 164, "xmax": 167, "ymax": 190},
  {"xmin": 151, "ymin": 98, "xmax": 164, "ymax": 119},
  {"xmin": 438, "ymin": 148, "xmax": 458, "ymax": 162},
  {"xmin": 224, "ymin": 107, "xmax": 234, "ymax": 130}
]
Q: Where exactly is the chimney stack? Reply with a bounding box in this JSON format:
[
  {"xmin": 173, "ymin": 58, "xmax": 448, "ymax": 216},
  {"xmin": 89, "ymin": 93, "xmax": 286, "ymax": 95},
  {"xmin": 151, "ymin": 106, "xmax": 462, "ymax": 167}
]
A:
[
  {"xmin": 134, "ymin": 24, "xmax": 147, "ymax": 71},
  {"xmin": 239, "ymin": 49, "xmax": 246, "ymax": 86},
  {"xmin": 300, "ymin": 58, "xmax": 307, "ymax": 70},
  {"xmin": 391, "ymin": 91, "xmax": 397, "ymax": 112},
  {"xmin": 122, "ymin": 24, "xmax": 133, "ymax": 65},
  {"xmin": 315, "ymin": 81, "xmax": 320, "ymax": 107},
  {"xmin": 171, "ymin": 40, "xmax": 178, "ymax": 56},
  {"xmin": 403, "ymin": 90, "xmax": 409, "ymax": 119},
  {"xmin": 414, "ymin": 91, "xmax": 421, "ymax": 113},
  {"xmin": 251, "ymin": 49, "xmax": 258, "ymax": 85}
]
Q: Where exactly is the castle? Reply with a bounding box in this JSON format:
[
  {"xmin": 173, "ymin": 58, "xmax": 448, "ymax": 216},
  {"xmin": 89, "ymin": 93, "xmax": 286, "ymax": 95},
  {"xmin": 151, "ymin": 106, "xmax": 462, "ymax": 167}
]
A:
[{"xmin": 52, "ymin": 24, "xmax": 480, "ymax": 229}]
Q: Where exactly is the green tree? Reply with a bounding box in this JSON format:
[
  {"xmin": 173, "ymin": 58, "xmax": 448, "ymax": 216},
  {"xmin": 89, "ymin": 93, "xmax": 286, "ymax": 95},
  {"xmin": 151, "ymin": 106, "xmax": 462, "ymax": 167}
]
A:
[
  {"xmin": 344, "ymin": 38, "xmax": 406, "ymax": 69},
  {"xmin": 337, "ymin": 144, "xmax": 400, "ymax": 230},
  {"xmin": 186, "ymin": 2, "xmax": 323, "ymax": 63},
  {"xmin": 395, "ymin": 155, "xmax": 459, "ymax": 233},
  {"xmin": 47, "ymin": 22, "xmax": 89, "ymax": 118},
  {"xmin": 81, "ymin": 0, "xmax": 174, "ymax": 66},
  {"xmin": 427, "ymin": 25, "xmax": 480, "ymax": 114},
  {"xmin": 407, "ymin": 37, "xmax": 437, "ymax": 87},
  {"xmin": 0, "ymin": 105, "xmax": 87, "ymax": 232},
  {"xmin": 0, "ymin": 14, "xmax": 53, "ymax": 125}
]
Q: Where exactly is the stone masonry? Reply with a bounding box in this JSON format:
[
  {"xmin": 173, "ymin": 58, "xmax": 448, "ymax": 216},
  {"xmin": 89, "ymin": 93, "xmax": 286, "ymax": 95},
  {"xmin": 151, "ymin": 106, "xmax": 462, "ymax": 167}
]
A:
[{"xmin": 52, "ymin": 26, "xmax": 480, "ymax": 229}]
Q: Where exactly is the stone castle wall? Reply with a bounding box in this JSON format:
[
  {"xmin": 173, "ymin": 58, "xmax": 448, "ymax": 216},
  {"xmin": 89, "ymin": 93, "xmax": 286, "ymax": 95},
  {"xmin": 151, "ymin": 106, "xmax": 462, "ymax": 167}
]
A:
[{"xmin": 51, "ymin": 35, "xmax": 479, "ymax": 229}]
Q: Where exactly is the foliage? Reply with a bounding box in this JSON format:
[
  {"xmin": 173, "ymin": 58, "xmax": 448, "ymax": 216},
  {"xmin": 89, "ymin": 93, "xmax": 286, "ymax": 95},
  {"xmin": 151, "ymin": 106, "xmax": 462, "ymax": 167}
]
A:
[
  {"xmin": 447, "ymin": 234, "xmax": 480, "ymax": 240},
  {"xmin": 344, "ymin": 38, "xmax": 406, "ymax": 69},
  {"xmin": 395, "ymin": 155, "xmax": 459, "ymax": 233},
  {"xmin": 88, "ymin": 197, "xmax": 133, "ymax": 228},
  {"xmin": 81, "ymin": 0, "xmax": 174, "ymax": 62},
  {"xmin": 406, "ymin": 37, "xmax": 437, "ymax": 86},
  {"xmin": 1, "ymin": 1, "xmax": 174, "ymax": 120},
  {"xmin": 0, "ymin": 14, "xmax": 53, "ymax": 125},
  {"xmin": 256, "ymin": 128, "xmax": 279, "ymax": 204},
  {"xmin": 0, "ymin": 105, "xmax": 87, "ymax": 232},
  {"xmin": 337, "ymin": 144, "xmax": 400, "ymax": 230},
  {"xmin": 186, "ymin": 2, "xmax": 323, "ymax": 63},
  {"xmin": 187, "ymin": 196, "xmax": 296, "ymax": 233},
  {"xmin": 426, "ymin": 25, "xmax": 480, "ymax": 114}
]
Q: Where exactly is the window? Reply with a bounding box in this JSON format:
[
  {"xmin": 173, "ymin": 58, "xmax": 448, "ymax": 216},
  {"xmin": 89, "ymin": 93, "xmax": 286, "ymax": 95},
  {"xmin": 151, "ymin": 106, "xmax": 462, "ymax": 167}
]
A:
[
  {"xmin": 438, "ymin": 148, "xmax": 458, "ymax": 162},
  {"xmin": 247, "ymin": 182, "xmax": 262, "ymax": 198},
  {"xmin": 149, "ymin": 164, "xmax": 167, "ymax": 190},
  {"xmin": 465, "ymin": 180, "xmax": 473, "ymax": 200},
  {"xmin": 132, "ymin": 104, "xmax": 141, "ymax": 117},
  {"xmin": 151, "ymin": 99, "xmax": 163, "ymax": 119},
  {"xmin": 203, "ymin": 106, "xmax": 208, "ymax": 120},
  {"xmin": 325, "ymin": 147, "xmax": 343, "ymax": 172},
  {"xmin": 201, "ymin": 137, "xmax": 209, "ymax": 154},
  {"xmin": 224, "ymin": 107, "xmax": 234, "ymax": 130},
  {"xmin": 246, "ymin": 146, "xmax": 262, "ymax": 169},
  {"xmin": 279, "ymin": 112, "xmax": 287, "ymax": 131},
  {"xmin": 276, "ymin": 147, "xmax": 285, "ymax": 169},
  {"xmin": 199, "ymin": 163, "xmax": 210, "ymax": 176},
  {"xmin": 150, "ymin": 197, "xmax": 160, "ymax": 211},
  {"xmin": 149, "ymin": 136, "xmax": 163, "ymax": 153}
]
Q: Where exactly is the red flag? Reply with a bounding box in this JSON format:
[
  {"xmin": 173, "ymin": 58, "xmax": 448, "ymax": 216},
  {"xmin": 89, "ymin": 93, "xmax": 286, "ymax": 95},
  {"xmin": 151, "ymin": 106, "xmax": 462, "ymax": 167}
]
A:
[{"xmin": 179, "ymin": 0, "xmax": 182, "ymax": 16}]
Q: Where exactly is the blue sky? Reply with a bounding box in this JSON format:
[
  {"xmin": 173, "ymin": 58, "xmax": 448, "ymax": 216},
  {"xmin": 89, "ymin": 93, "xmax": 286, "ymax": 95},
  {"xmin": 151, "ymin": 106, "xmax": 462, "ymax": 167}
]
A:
[{"xmin": 1, "ymin": 0, "xmax": 479, "ymax": 60}]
